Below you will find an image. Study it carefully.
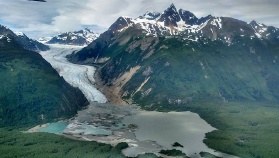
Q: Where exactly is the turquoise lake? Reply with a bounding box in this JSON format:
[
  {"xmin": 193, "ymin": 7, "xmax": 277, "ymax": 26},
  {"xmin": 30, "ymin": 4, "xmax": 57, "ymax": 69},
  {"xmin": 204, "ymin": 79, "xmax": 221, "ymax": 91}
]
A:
[{"xmin": 39, "ymin": 122, "xmax": 68, "ymax": 133}]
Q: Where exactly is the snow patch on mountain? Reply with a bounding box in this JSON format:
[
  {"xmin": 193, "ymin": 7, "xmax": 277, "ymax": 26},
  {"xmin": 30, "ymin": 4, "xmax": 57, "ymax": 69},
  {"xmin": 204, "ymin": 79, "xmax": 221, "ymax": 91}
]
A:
[
  {"xmin": 211, "ymin": 17, "xmax": 222, "ymax": 29},
  {"xmin": 0, "ymin": 35, "xmax": 5, "ymax": 39},
  {"xmin": 14, "ymin": 32, "xmax": 25, "ymax": 36}
]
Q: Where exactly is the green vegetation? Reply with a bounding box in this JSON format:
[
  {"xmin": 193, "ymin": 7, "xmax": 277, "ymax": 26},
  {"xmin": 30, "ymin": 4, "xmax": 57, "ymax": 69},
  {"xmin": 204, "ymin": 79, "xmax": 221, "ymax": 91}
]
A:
[
  {"xmin": 142, "ymin": 100, "xmax": 279, "ymax": 158},
  {"xmin": 0, "ymin": 128, "xmax": 126, "ymax": 158},
  {"xmin": 199, "ymin": 102, "xmax": 279, "ymax": 158},
  {"xmin": 159, "ymin": 149, "xmax": 189, "ymax": 157},
  {"xmin": 0, "ymin": 37, "xmax": 88, "ymax": 127}
]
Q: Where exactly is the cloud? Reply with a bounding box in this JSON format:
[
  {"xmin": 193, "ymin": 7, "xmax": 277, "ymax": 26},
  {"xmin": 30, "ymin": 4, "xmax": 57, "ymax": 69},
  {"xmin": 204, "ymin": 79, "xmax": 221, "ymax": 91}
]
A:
[{"xmin": 0, "ymin": 0, "xmax": 278, "ymax": 39}]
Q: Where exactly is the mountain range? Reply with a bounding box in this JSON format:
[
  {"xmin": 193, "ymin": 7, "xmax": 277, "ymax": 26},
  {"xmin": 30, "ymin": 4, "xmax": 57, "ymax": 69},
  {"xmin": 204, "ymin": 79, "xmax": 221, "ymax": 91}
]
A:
[
  {"xmin": 68, "ymin": 3, "xmax": 279, "ymax": 105},
  {"xmin": 41, "ymin": 28, "xmax": 99, "ymax": 46},
  {"xmin": 66, "ymin": 4, "xmax": 279, "ymax": 157}
]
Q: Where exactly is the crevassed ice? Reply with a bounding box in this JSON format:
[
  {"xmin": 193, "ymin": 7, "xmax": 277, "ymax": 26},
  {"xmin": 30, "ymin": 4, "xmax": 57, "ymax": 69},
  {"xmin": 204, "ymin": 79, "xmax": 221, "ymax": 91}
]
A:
[{"xmin": 40, "ymin": 44, "xmax": 107, "ymax": 103}]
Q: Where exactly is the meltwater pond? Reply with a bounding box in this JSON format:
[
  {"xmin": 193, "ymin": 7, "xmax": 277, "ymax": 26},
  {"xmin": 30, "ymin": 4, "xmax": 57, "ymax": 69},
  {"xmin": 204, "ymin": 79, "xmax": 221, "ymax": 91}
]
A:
[
  {"xmin": 38, "ymin": 121, "xmax": 113, "ymax": 136},
  {"xmin": 122, "ymin": 111, "xmax": 236, "ymax": 158},
  {"xmin": 39, "ymin": 122, "xmax": 68, "ymax": 133}
]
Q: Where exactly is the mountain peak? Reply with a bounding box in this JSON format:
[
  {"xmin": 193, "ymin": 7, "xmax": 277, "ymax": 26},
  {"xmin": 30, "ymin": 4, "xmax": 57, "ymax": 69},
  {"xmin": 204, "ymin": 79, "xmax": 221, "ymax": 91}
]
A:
[
  {"xmin": 178, "ymin": 9, "xmax": 198, "ymax": 25},
  {"xmin": 84, "ymin": 28, "xmax": 91, "ymax": 31},
  {"xmin": 164, "ymin": 3, "xmax": 178, "ymax": 14},
  {"xmin": 83, "ymin": 28, "xmax": 93, "ymax": 33},
  {"xmin": 249, "ymin": 20, "xmax": 267, "ymax": 27},
  {"xmin": 249, "ymin": 20, "xmax": 259, "ymax": 26},
  {"xmin": 249, "ymin": 20, "xmax": 267, "ymax": 30},
  {"xmin": 158, "ymin": 4, "xmax": 180, "ymax": 27},
  {"xmin": 109, "ymin": 16, "xmax": 133, "ymax": 32},
  {"xmin": 167, "ymin": 3, "xmax": 177, "ymax": 11}
]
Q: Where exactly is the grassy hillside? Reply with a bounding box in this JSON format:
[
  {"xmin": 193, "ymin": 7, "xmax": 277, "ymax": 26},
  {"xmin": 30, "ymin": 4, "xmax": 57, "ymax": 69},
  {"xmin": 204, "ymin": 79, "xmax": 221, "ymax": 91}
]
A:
[{"xmin": 0, "ymin": 36, "xmax": 88, "ymax": 128}]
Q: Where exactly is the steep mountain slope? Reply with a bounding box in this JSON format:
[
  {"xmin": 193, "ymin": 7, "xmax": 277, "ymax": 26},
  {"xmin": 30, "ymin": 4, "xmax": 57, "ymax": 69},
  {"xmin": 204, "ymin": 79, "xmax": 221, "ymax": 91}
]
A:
[
  {"xmin": 46, "ymin": 28, "xmax": 99, "ymax": 46},
  {"xmin": 0, "ymin": 25, "xmax": 49, "ymax": 51},
  {"xmin": 66, "ymin": 5, "xmax": 279, "ymax": 157},
  {"xmin": 0, "ymin": 33, "xmax": 88, "ymax": 127},
  {"xmin": 68, "ymin": 4, "xmax": 279, "ymax": 106}
]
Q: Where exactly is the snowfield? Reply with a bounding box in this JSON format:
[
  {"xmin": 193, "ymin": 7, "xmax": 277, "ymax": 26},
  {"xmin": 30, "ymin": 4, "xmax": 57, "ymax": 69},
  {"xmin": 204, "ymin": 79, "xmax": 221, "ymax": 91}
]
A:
[{"xmin": 40, "ymin": 44, "xmax": 107, "ymax": 103}]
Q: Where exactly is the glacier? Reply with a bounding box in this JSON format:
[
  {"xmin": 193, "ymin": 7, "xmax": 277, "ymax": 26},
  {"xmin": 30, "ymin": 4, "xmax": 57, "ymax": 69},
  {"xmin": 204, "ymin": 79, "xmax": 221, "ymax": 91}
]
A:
[{"xmin": 40, "ymin": 44, "xmax": 107, "ymax": 103}]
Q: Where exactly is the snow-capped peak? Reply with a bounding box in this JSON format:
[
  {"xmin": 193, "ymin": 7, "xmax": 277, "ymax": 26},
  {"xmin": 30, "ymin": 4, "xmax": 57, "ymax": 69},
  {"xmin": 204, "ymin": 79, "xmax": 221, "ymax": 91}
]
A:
[
  {"xmin": 109, "ymin": 4, "xmax": 209, "ymax": 36},
  {"xmin": 73, "ymin": 28, "xmax": 99, "ymax": 43},
  {"xmin": 46, "ymin": 28, "xmax": 99, "ymax": 46},
  {"xmin": 158, "ymin": 3, "xmax": 180, "ymax": 26},
  {"xmin": 106, "ymin": 3, "xmax": 279, "ymax": 44}
]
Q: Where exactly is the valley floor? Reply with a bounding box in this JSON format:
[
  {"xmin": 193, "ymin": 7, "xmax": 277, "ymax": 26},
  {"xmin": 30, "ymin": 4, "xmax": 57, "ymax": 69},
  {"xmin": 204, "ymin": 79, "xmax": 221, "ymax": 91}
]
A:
[
  {"xmin": 35, "ymin": 44, "xmax": 236, "ymax": 158},
  {"xmin": 11, "ymin": 44, "xmax": 279, "ymax": 158}
]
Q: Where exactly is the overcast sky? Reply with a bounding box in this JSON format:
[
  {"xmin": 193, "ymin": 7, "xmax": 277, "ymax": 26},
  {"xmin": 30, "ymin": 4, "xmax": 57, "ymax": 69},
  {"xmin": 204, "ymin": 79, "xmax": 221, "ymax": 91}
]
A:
[{"xmin": 0, "ymin": 0, "xmax": 278, "ymax": 39}]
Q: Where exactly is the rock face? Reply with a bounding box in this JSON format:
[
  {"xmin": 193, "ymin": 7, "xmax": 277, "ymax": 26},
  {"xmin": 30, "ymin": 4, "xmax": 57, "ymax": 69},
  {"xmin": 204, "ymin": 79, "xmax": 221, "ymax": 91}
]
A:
[
  {"xmin": 46, "ymin": 28, "xmax": 99, "ymax": 46},
  {"xmin": 0, "ymin": 27, "xmax": 88, "ymax": 127},
  {"xmin": 157, "ymin": 4, "xmax": 181, "ymax": 27},
  {"xmin": 67, "ymin": 4, "xmax": 279, "ymax": 108},
  {"xmin": 0, "ymin": 25, "xmax": 49, "ymax": 52}
]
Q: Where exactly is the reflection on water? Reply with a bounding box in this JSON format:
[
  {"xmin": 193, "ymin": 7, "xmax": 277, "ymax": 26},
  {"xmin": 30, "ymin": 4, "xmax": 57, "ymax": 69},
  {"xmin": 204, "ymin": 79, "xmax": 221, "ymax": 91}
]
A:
[
  {"xmin": 122, "ymin": 111, "xmax": 234, "ymax": 158},
  {"xmin": 31, "ymin": 105, "xmax": 236, "ymax": 157}
]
